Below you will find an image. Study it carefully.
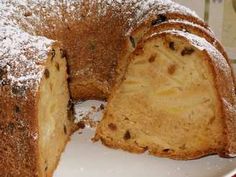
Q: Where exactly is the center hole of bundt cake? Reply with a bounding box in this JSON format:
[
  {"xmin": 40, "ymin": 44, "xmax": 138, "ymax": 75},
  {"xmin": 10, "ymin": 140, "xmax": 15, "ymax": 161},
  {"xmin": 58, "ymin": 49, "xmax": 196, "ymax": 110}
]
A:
[{"xmin": 38, "ymin": 47, "xmax": 72, "ymax": 176}]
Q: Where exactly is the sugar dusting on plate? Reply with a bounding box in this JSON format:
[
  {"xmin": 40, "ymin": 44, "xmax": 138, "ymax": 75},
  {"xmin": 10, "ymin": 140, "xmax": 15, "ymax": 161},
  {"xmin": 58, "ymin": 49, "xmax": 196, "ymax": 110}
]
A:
[{"xmin": 74, "ymin": 100, "xmax": 107, "ymax": 128}]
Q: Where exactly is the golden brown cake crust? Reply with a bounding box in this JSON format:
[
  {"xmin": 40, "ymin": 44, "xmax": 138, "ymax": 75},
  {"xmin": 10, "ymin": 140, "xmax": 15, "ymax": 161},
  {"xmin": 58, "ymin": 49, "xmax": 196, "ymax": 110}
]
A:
[
  {"xmin": 97, "ymin": 136, "xmax": 221, "ymax": 160},
  {"xmin": 0, "ymin": 89, "xmax": 40, "ymax": 176},
  {"xmin": 62, "ymin": 13, "xmax": 129, "ymax": 100}
]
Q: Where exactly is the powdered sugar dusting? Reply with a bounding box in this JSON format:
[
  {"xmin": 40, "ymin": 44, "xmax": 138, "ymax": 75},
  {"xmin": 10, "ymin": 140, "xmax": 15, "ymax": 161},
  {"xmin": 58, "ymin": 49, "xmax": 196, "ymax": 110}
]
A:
[
  {"xmin": 228, "ymin": 154, "xmax": 236, "ymax": 157},
  {"xmin": 127, "ymin": 0, "xmax": 199, "ymax": 22},
  {"xmin": 0, "ymin": 0, "xmax": 201, "ymax": 34},
  {"xmin": 0, "ymin": 26, "xmax": 53, "ymax": 96},
  {"xmin": 74, "ymin": 100, "xmax": 106, "ymax": 125},
  {"xmin": 157, "ymin": 0, "xmax": 198, "ymax": 17},
  {"xmin": 126, "ymin": 0, "xmax": 202, "ymax": 35},
  {"xmin": 165, "ymin": 19, "xmax": 214, "ymax": 34}
]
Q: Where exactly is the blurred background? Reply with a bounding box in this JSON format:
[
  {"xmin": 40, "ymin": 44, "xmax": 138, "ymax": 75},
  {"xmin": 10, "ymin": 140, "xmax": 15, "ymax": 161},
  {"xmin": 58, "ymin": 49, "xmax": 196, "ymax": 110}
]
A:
[{"xmin": 174, "ymin": 0, "xmax": 236, "ymax": 63}]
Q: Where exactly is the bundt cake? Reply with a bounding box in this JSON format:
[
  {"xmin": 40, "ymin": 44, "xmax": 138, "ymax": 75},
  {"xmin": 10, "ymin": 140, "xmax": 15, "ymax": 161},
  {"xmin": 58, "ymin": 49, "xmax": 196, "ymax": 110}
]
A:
[
  {"xmin": 95, "ymin": 30, "xmax": 236, "ymax": 159},
  {"xmin": 0, "ymin": 0, "xmax": 236, "ymax": 176}
]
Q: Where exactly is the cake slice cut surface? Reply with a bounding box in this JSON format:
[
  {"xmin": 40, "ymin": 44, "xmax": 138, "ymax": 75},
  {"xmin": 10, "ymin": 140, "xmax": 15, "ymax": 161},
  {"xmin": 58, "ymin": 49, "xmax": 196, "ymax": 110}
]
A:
[
  {"xmin": 95, "ymin": 30, "xmax": 236, "ymax": 159},
  {"xmin": 38, "ymin": 47, "xmax": 74, "ymax": 177}
]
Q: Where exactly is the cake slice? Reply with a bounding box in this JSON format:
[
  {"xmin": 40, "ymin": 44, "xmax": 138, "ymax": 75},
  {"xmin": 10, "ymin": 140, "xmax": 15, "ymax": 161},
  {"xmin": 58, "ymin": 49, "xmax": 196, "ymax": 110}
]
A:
[
  {"xmin": 0, "ymin": 27, "xmax": 74, "ymax": 177},
  {"xmin": 95, "ymin": 30, "xmax": 236, "ymax": 159}
]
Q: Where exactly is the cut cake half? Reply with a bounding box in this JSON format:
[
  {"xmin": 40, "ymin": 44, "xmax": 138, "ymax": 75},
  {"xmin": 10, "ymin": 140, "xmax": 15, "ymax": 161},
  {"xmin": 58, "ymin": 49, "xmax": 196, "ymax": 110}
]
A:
[{"xmin": 95, "ymin": 30, "xmax": 236, "ymax": 159}]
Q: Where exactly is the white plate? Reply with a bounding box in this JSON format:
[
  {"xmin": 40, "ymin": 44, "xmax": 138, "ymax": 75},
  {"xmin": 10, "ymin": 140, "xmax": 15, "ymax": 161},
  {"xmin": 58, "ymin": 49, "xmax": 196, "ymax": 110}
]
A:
[
  {"xmin": 53, "ymin": 101, "xmax": 236, "ymax": 177},
  {"xmin": 54, "ymin": 129, "xmax": 236, "ymax": 177}
]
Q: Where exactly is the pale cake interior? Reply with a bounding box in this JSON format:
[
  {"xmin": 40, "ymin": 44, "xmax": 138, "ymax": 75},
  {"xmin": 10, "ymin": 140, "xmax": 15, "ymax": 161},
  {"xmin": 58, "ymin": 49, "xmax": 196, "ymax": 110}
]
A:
[
  {"xmin": 96, "ymin": 35, "xmax": 225, "ymax": 159},
  {"xmin": 38, "ymin": 47, "xmax": 72, "ymax": 176}
]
